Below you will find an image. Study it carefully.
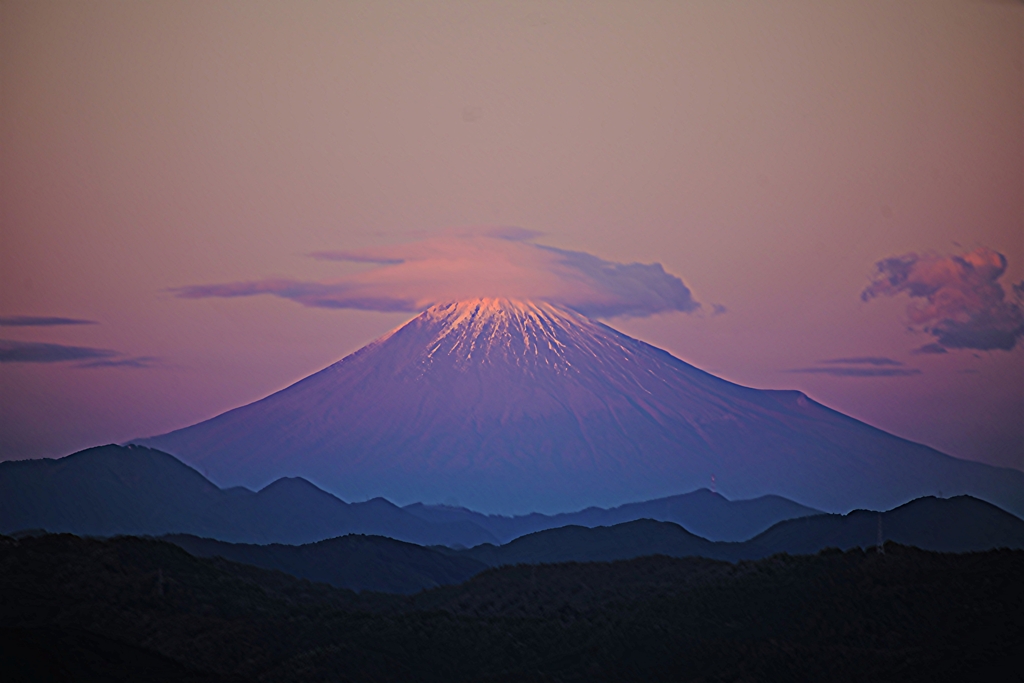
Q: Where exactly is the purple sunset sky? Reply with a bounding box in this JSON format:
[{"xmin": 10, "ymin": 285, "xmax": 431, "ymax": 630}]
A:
[{"xmin": 1, "ymin": 0, "xmax": 1021, "ymax": 472}]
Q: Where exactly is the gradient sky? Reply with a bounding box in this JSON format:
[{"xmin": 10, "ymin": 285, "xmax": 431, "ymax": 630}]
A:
[{"xmin": 2, "ymin": 0, "xmax": 1022, "ymax": 473}]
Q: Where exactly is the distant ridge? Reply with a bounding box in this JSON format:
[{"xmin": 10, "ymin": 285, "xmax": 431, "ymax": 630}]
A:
[
  {"xmin": 0, "ymin": 444, "xmax": 824, "ymax": 546},
  {"xmin": 745, "ymin": 494, "xmax": 1024, "ymax": 556},
  {"xmin": 403, "ymin": 489, "xmax": 822, "ymax": 543},
  {"xmin": 0, "ymin": 444, "xmax": 497, "ymax": 547},
  {"xmin": 454, "ymin": 495, "xmax": 1024, "ymax": 567},
  {"xmin": 135, "ymin": 298, "xmax": 1024, "ymax": 516}
]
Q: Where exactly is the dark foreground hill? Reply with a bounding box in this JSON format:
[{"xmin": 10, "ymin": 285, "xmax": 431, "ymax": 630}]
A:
[
  {"xmin": 2, "ymin": 533, "xmax": 1021, "ymax": 682},
  {"xmin": 163, "ymin": 533, "xmax": 487, "ymax": 594}
]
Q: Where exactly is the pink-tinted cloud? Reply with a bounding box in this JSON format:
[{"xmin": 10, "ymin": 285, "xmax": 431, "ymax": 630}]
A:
[
  {"xmin": 174, "ymin": 230, "xmax": 701, "ymax": 319},
  {"xmin": 862, "ymin": 247, "xmax": 1024, "ymax": 351}
]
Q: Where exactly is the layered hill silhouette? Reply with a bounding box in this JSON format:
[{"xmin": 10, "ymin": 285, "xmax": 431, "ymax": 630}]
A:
[
  {"xmin": 134, "ymin": 298, "xmax": 1024, "ymax": 516},
  {"xmin": 0, "ymin": 444, "xmax": 827, "ymax": 545},
  {"xmin": 0, "ymin": 444, "xmax": 497, "ymax": 547},
  {"xmin": 455, "ymin": 495, "xmax": 1024, "ymax": 567},
  {"xmin": 151, "ymin": 495, "xmax": 1024, "ymax": 594},
  {"xmin": 403, "ymin": 489, "xmax": 821, "ymax": 543}
]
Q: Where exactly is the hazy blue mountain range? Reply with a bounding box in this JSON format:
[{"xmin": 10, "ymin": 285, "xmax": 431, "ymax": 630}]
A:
[
  {"xmin": 153, "ymin": 495, "xmax": 1024, "ymax": 594},
  {"xmin": 454, "ymin": 495, "xmax": 1024, "ymax": 568},
  {"xmin": 133, "ymin": 298, "xmax": 1024, "ymax": 516},
  {"xmin": 0, "ymin": 444, "xmax": 497, "ymax": 547},
  {"xmin": 0, "ymin": 444, "xmax": 827, "ymax": 545},
  {"xmin": 402, "ymin": 489, "xmax": 821, "ymax": 543}
]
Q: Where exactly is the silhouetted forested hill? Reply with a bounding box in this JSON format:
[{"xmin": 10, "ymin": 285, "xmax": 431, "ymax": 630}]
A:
[
  {"xmin": 2, "ymin": 533, "xmax": 1020, "ymax": 682},
  {"xmin": 745, "ymin": 494, "xmax": 1024, "ymax": 555},
  {"xmin": 163, "ymin": 533, "xmax": 487, "ymax": 594}
]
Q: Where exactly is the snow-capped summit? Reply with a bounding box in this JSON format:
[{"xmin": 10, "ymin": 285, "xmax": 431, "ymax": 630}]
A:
[
  {"xmin": 403, "ymin": 298, "xmax": 593, "ymax": 371},
  {"xmin": 135, "ymin": 299, "xmax": 1024, "ymax": 516}
]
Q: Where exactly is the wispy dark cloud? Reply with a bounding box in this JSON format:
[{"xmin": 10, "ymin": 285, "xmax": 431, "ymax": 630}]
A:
[
  {"xmin": 820, "ymin": 357, "xmax": 903, "ymax": 366},
  {"xmin": 174, "ymin": 228, "xmax": 702, "ymax": 319},
  {"xmin": 0, "ymin": 340, "xmax": 119, "ymax": 363},
  {"xmin": 0, "ymin": 339, "xmax": 157, "ymax": 368},
  {"xmin": 0, "ymin": 316, "xmax": 96, "ymax": 327},
  {"xmin": 483, "ymin": 225, "xmax": 545, "ymax": 241},
  {"xmin": 862, "ymin": 247, "xmax": 1024, "ymax": 351},
  {"xmin": 911, "ymin": 343, "xmax": 948, "ymax": 355},
  {"xmin": 307, "ymin": 252, "xmax": 405, "ymax": 265},
  {"xmin": 535, "ymin": 245, "xmax": 700, "ymax": 317},
  {"xmin": 77, "ymin": 356, "xmax": 160, "ymax": 369},
  {"xmin": 787, "ymin": 366, "xmax": 922, "ymax": 377},
  {"xmin": 174, "ymin": 279, "xmax": 418, "ymax": 312}
]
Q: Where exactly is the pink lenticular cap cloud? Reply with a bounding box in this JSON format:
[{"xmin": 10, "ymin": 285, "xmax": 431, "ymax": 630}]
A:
[{"xmin": 174, "ymin": 229, "xmax": 702, "ymax": 319}]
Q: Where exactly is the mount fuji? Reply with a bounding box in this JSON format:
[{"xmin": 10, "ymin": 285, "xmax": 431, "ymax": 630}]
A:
[{"xmin": 135, "ymin": 298, "xmax": 1024, "ymax": 516}]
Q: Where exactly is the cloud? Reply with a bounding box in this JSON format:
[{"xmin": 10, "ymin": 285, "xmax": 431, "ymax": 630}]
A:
[
  {"xmin": 787, "ymin": 366, "xmax": 922, "ymax": 377},
  {"xmin": 911, "ymin": 343, "xmax": 948, "ymax": 355},
  {"xmin": 861, "ymin": 247, "xmax": 1024, "ymax": 351},
  {"xmin": 0, "ymin": 340, "xmax": 119, "ymax": 363},
  {"xmin": 174, "ymin": 278, "xmax": 418, "ymax": 312},
  {"xmin": 820, "ymin": 357, "xmax": 903, "ymax": 366},
  {"xmin": 77, "ymin": 356, "xmax": 160, "ymax": 369},
  {"xmin": 174, "ymin": 229, "xmax": 701, "ymax": 319},
  {"xmin": 0, "ymin": 316, "xmax": 96, "ymax": 327},
  {"xmin": 0, "ymin": 339, "xmax": 156, "ymax": 368},
  {"xmin": 307, "ymin": 252, "xmax": 405, "ymax": 265},
  {"xmin": 482, "ymin": 225, "xmax": 545, "ymax": 241}
]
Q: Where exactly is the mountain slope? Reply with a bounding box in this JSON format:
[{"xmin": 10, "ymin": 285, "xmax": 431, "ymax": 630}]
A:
[
  {"xmin": 135, "ymin": 298, "xmax": 1024, "ymax": 516},
  {"xmin": 0, "ymin": 445, "xmax": 497, "ymax": 546}
]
